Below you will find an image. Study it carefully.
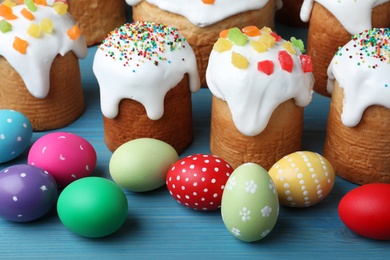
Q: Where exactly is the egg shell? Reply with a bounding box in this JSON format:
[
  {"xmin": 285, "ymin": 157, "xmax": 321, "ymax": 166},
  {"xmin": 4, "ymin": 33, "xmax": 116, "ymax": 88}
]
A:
[
  {"xmin": 166, "ymin": 154, "xmax": 233, "ymax": 211},
  {"xmin": 57, "ymin": 177, "xmax": 128, "ymax": 238},
  {"xmin": 338, "ymin": 183, "xmax": 390, "ymax": 240},
  {"xmin": 221, "ymin": 163, "xmax": 279, "ymax": 242},
  {"xmin": 109, "ymin": 138, "xmax": 179, "ymax": 192},
  {"xmin": 0, "ymin": 110, "xmax": 33, "ymax": 163},
  {"xmin": 269, "ymin": 151, "xmax": 335, "ymax": 207},
  {"xmin": 0, "ymin": 164, "xmax": 58, "ymax": 222},
  {"xmin": 27, "ymin": 132, "xmax": 97, "ymax": 187}
]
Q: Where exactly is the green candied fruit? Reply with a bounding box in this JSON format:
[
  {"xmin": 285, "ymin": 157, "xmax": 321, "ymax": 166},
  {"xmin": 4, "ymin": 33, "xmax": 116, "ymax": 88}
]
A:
[
  {"xmin": 24, "ymin": 0, "xmax": 37, "ymax": 12},
  {"xmin": 0, "ymin": 19, "xmax": 12, "ymax": 33},
  {"xmin": 228, "ymin": 27, "xmax": 248, "ymax": 46},
  {"xmin": 290, "ymin": 37, "xmax": 306, "ymax": 53}
]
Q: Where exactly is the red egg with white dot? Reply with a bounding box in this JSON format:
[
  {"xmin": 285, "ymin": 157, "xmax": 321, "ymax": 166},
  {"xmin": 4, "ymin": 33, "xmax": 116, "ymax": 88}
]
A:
[
  {"xmin": 166, "ymin": 154, "xmax": 233, "ymax": 211},
  {"xmin": 28, "ymin": 132, "xmax": 97, "ymax": 187}
]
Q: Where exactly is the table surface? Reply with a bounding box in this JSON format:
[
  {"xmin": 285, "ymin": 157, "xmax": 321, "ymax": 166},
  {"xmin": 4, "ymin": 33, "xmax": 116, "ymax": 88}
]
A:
[{"xmin": 1, "ymin": 19, "xmax": 389, "ymax": 259}]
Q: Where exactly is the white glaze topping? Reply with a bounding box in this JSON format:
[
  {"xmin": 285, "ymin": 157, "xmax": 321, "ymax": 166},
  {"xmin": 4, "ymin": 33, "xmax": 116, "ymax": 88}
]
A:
[
  {"xmin": 327, "ymin": 28, "xmax": 390, "ymax": 127},
  {"xmin": 206, "ymin": 26, "xmax": 314, "ymax": 136},
  {"xmin": 93, "ymin": 21, "xmax": 200, "ymax": 120},
  {"xmin": 126, "ymin": 0, "xmax": 276, "ymax": 27},
  {"xmin": 300, "ymin": 0, "xmax": 390, "ymax": 35},
  {"xmin": 0, "ymin": 3, "xmax": 87, "ymax": 99}
]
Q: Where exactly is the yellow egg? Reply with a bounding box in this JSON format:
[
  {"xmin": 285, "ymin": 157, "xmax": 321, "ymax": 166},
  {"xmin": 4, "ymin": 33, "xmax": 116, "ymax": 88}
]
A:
[{"xmin": 269, "ymin": 151, "xmax": 335, "ymax": 207}]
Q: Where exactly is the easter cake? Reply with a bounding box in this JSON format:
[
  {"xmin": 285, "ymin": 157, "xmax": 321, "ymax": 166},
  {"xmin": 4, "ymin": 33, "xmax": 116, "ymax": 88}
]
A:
[
  {"xmin": 93, "ymin": 21, "xmax": 200, "ymax": 154},
  {"xmin": 323, "ymin": 28, "xmax": 390, "ymax": 185},
  {"xmin": 300, "ymin": 0, "xmax": 390, "ymax": 96},
  {"xmin": 126, "ymin": 0, "xmax": 279, "ymax": 87},
  {"xmin": 0, "ymin": 1, "xmax": 87, "ymax": 131},
  {"xmin": 206, "ymin": 26, "xmax": 314, "ymax": 170}
]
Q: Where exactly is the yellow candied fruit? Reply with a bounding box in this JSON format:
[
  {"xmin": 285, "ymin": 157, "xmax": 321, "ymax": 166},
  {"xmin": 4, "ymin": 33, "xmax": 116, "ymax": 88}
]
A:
[
  {"xmin": 258, "ymin": 33, "xmax": 275, "ymax": 48},
  {"xmin": 260, "ymin": 26, "xmax": 273, "ymax": 34},
  {"xmin": 27, "ymin": 23, "xmax": 40, "ymax": 38},
  {"xmin": 213, "ymin": 37, "xmax": 233, "ymax": 52},
  {"xmin": 231, "ymin": 51, "xmax": 248, "ymax": 69},
  {"xmin": 40, "ymin": 17, "xmax": 53, "ymax": 33},
  {"xmin": 2, "ymin": 0, "xmax": 16, "ymax": 7},
  {"xmin": 53, "ymin": 2, "xmax": 68, "ymax": 15},
  {"xmin": 250, "ymin": 40, "xmax": 267, "ymax": 53},
  {"xmin": 282, "ymin": 41, "xmax": 296, "ymax": 55}
]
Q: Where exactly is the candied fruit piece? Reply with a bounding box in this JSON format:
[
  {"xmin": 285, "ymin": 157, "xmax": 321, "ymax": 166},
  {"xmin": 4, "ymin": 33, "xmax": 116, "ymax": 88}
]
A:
[
  {"xmin": 290, "ymin": 37, "xmax": 305, "ymax": 53},
  {"xmin": 242, "ymin": 25, "xmax": 260, "ymax": 37},
  {"xmin": 260, "ymin": 26, "xmax": 272, "ymax": 34},
  {"xmin": 270, "ymin": 32, "xmax": 281, "ymax": 42},
  {"xmin": 227, "ymin": 27, "xmax": 248, "ymax": 46},
  {"xmin": 250, "ymin": 40, "xmax": 267, "ymax": 53},
  {"xmin": 0, "ymin": 4, "xmax": 17, "ymax": 19},
  {"xmin": 13, "ymin": 36, "xmax": 28, "ymax": 54},
  {"xmin": 40, "ymin": 17, "xmax": 53, "ymax": 33},
  {"xmin": 219, "ymin": 29, "xmax": 228, "ymax": 38},
  {"xmin": 34, "ymin": 0, "xmax": 47, "ymax": 6},
  {"xmin": 213, "ymin": 37, "xmax": 233, "ymax": 52},
  {"xmin": 67, "ymin": 24, "xmax": 81, "ymax": 40},
  {"xmin": 27, "ymin": 23, "xmax": 40, "ymax": 38},
  {"xmin": 258, "ymin": 33, "xmax": 275, "ymax": 48},
  {"xmin": 53, "ymin": 1, "xmax": 68, "ymax": 15},
  {"xmin": 24, "ymin": 0, "xmax": 37, "ymax": 12},
  {"xmin": 300, "ymin": 54, "xmax": 313, "ymax": 73},
  {"xmin": 278, "ymin": 50, "xmax": 294, "ymax": 73},
  {"xmin": 2, "ymin": 0, "xmax": 16, "ymax": 7},
  {"xmin": 231, "ymin": 51, "xmax": 248, "ymax": 69},
  {"xmin": 0, "ymin": 19, "xmax": 12, "ymax": 33},
  {"xmin": 201, "ymin": 0, "xmax": 215, "ymax": 4},
  {"xmin": 282, "ymin": 41, "xmax": 296, "ymax": 55},
  {"xmin": 257, "ymin": 60, "xmax": 274, "ymax": 76},
  {"xmin": 21, "ymin": 7, "xmax": 34, "ymax": 20}
]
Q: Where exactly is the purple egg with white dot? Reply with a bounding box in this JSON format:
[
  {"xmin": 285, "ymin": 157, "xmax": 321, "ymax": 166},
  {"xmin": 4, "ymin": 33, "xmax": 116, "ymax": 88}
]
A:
[{"xmin": 0, "ymin": 164, "xmax": 58, "ymax": 222}]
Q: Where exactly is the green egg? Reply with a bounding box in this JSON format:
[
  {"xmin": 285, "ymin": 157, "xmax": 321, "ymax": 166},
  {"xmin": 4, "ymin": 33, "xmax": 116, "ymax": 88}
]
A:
[
  {"xmin": 109, "ymin": 138, "xmax": 179, "ymax": 192},
  {"xmin": 221, "ymin": 163, "xmax": 279, "ymax": 242},
  {"xmin": 57, "ymin": 177, "xmax": 128, "ymax": 238}
]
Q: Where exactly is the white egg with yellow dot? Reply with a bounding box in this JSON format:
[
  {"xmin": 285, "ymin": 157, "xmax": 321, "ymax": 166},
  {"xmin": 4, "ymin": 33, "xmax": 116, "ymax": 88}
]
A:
[{"xmin": 269, "ymin": 151, "xmax": 335, "ymax": 207}]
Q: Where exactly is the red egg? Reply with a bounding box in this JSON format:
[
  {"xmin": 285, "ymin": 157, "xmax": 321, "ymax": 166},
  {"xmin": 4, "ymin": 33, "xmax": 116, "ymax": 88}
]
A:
[
  {"xmin": 338, "ymin": 183, "xmax": 390, "ymax": 240},
  {"xmin": 166, "ymin": 154, "xmax": 233, "ymax": 211}
]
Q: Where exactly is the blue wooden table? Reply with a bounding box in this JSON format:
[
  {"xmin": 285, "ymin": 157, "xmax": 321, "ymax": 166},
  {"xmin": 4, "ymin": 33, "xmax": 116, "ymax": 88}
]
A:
[{"xmin": 0, "ymin": 22, "xmax": 389, "ymax": 259}]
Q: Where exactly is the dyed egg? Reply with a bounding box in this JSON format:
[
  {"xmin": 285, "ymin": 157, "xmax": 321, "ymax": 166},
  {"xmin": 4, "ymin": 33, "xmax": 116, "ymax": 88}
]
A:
[
  {"xmin": 0, "ymin": 164, "xmax": 58, "ymax": 222},
  {"xmin": 166, "ymin": 154, "xmax": 233, "ymax": 211},
  {"xmin": 338, "ymin": 183, "xmax": 390, "ymax": 240},
  {"xmin": 269, "ymin": 151, "xmax": 335, "ymax": 207},
  {"xmin": 109, "ymin": 138, "xmax": 178, "ymax": 192},
  {"xmin": 28, "ymin": 132, "xmax": 97, "ymax": 187},
  {"xmin": 57, "ymin": 177, "xmax": 128, "ymax": 238},
  {"xmin": 0, "ymin": 110, "xmax": 32, "ymax": 163},
  {"xmin": 221, "ymin": 163, "xmax": 279, "ymax": 242}
]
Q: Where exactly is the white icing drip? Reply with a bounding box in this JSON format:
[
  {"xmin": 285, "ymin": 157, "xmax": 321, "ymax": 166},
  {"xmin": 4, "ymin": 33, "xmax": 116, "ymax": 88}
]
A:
[
  {"xmin": 300, "ymin": 0, "xmax": 390, "ymax": 35},
  {"xmin": 126, "ymin": 0, "xmax": 272, "ymax": 27},
  {"xmin": 0, "ymin": 5, "xmax": 88, "ymax": 99},
  {"xmin": 206, "ymin": 32, "xmax": 314, "ymax": 137},
  {"xmin": 93, "ymin": 22, "xmax": 200, "ymax": 120},
  {"xmin": 327, "ymin": 28, "xmax": 390, "ymax": 127}
]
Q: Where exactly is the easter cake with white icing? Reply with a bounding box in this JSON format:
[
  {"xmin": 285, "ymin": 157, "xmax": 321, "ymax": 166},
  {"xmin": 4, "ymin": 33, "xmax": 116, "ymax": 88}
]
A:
[
  {"xmin": 93, "ymin": 21, "xmax": 200, "ymax": 154},
  {"xmin": 300, "ymin": 0, "xmax": 390, "ymax": 96},
  {"xmin": 126, "ymin": 0, "xmax": 280, "ymax": 87},
  {"xmin": 323, "ymin": 28, "xmax": 390, "ymax": 185},
  {"xmin": 206, "ymin": 25, "xmax": 314, "ymax": 170},
  {"xmin": 0, "ymin": 1, "xmax": 87, "ymax": 131}
]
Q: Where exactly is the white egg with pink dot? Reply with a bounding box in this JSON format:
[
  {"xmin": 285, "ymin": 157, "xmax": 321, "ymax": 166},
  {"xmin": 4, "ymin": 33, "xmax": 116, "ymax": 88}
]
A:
[{"xmin": 28, "ymin": 132, "xmax": 97, "ymax": 187}]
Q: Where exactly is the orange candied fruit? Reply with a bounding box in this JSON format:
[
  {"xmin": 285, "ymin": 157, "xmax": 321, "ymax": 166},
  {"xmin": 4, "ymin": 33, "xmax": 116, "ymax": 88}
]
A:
[
  {"xmin": 34, "ymin": 0, "xmax": 47, "ymax": 6},
  {"xmin": 219, "ymin": 29, "xmax": 229, "ymax": 38},
  {"xmin": 0, "ymin": 3, "xmax": 18, "ymax": 20},
  {"xmin": 67, "ymin": 25, "xmax": 81, "ymax": 40},
  {"xmin": 21, "ymin": 7, "xmax": 35, "ymax": 20},
  {"xmin": 201, "ymin": 0, "xmax": 215, "ymax": 4},
  {"xmin": 242, "ymin": 26, "xmax": 261, "ymax": 37},
  {"xmin": 13, "ymin": 36, "xmax": 28, "ymax": 54}
]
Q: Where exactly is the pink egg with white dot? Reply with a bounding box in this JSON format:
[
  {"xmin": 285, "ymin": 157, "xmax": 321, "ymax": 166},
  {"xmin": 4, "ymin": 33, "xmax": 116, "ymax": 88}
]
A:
[
  {"xmin": 0, "ymin": 164, "xmax": 58, "ymax": 222},
  {"xmin": 28, "ymin": 132, "xmax": 97, "ymax": 187}
]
